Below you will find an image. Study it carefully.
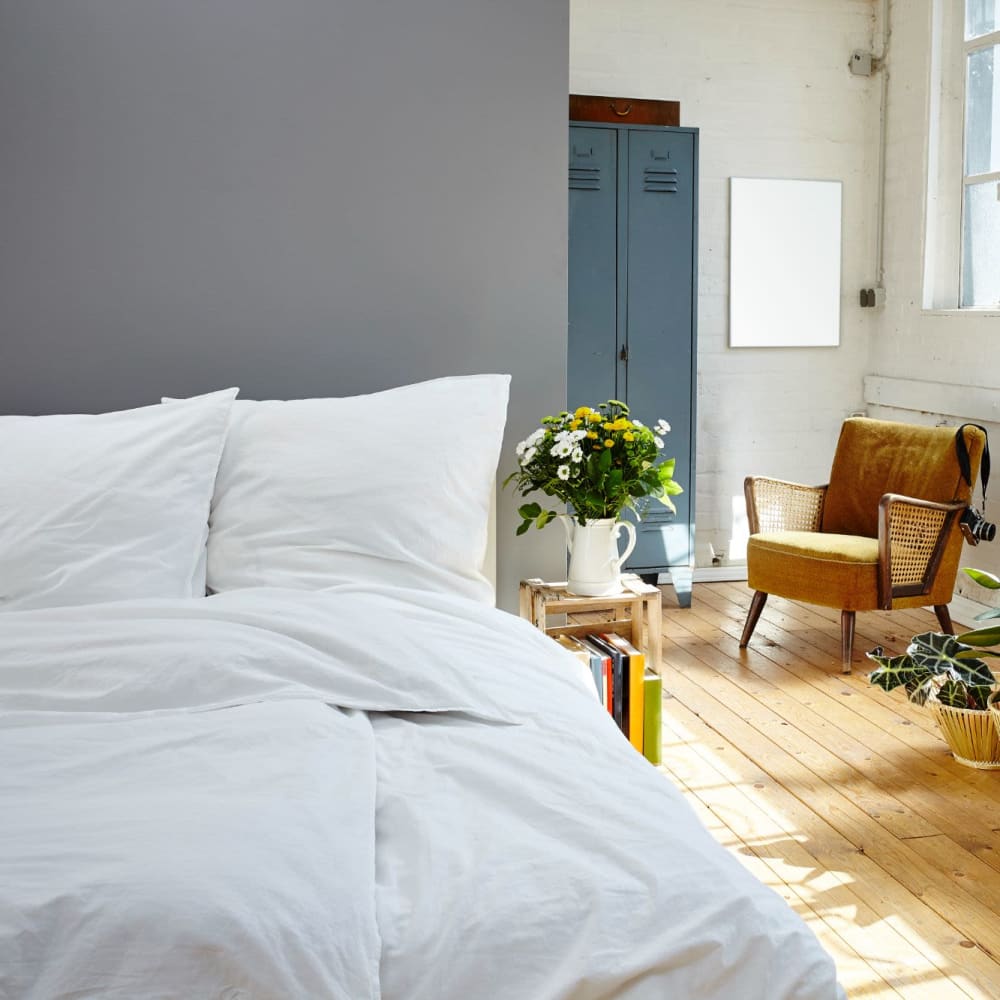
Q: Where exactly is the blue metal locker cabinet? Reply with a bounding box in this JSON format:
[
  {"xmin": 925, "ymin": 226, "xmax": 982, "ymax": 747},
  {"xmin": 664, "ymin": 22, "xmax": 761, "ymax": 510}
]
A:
[{"xmin": 568, "ymin": 123, "xmax": 698, "ymax": 607}]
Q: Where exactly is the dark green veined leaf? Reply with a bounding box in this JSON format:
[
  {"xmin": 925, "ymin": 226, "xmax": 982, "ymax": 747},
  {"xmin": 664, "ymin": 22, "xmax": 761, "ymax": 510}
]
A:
[
  {"xmin": 518, "ymin": 502, "xmax": 542, "ymax": 520},
  {"xmin": 905, "ymin": 632, "xmax": 990, "ymax": 684},
  {"xmin": 936, "ymin": 679, "xmax": 970, "ymax": 709},
  {"xmin": 964, "ymin": 567, "xmax": 1000, "ymax": 589},
  {"xmin": 865, "ymin": 649, "xmax": 927, "ymax": 694}
]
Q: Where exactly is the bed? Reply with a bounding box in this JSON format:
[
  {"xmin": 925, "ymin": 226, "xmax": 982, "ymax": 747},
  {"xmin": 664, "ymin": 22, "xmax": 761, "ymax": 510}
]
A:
[{"xmin": 0, "ymin": 377, "xmax": 844, "ymax": 999}]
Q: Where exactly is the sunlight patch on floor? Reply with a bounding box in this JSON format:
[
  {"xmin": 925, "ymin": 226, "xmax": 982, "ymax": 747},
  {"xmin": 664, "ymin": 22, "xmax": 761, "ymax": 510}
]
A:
[{"xmin": 658, "ymin": 710, "xmax": 968, "ymax": 999}]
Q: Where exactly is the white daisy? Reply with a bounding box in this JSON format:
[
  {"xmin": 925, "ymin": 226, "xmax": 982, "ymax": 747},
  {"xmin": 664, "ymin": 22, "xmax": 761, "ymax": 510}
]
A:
[
  {"xmin": 526, "ymin": 428, "xmax": 545, "ymax": 447},
  {"xmin": 571, "ymin": 447, "xmax": 584, "ymax": 463},
  {"xmin": 557, "ymin": 465, "xmax": 571, "ymax": 480},
  {"xmin": 515, "ymin": 441, "xmax": 527, "ymax": 457},
  {"xmin": 521, "ymin": 446, "xmax": 537, "ymax": 465},
  {"xmin": 654, "ymin": 436, "xmax": 664, "ymax": 449},
  {"xmin": 655, "ymin": 419, "xmax": 671, "ymax": 435},
  {"xmin": 552, "ymin": 441, "xmax": 573, "ymax": 458},
  {"xmin": 632, "ymin": 419, "xmax": 644, "ymax": 428}
]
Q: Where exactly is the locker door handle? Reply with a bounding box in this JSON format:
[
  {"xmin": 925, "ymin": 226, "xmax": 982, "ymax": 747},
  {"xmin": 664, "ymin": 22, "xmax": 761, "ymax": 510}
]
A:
[{"xmin": 619, "ymin": 345, "xmax": 629, "ymax": 362}]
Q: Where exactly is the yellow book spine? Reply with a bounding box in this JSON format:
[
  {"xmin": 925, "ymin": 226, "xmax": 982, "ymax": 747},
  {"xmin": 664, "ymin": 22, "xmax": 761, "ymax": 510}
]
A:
[{"xmin": 628, "ymin": 649, "xmax": 645, "ymax": 752}]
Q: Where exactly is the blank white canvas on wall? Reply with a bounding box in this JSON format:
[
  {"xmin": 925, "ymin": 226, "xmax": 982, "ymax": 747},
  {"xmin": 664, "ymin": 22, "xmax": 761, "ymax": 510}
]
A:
[{"xmin": 729, "ymin": 177, "xmax": 842, "ymax": 348}]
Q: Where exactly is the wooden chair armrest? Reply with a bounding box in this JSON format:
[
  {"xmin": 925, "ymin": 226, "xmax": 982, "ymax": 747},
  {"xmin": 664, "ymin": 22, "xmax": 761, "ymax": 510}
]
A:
[
  {"xmin": 744, "ymin": 477, "xmax": 828, "ymax": 534},
  {"xmin": 877, "ymin": 494, "xmax": 966, "ymax": 609}
]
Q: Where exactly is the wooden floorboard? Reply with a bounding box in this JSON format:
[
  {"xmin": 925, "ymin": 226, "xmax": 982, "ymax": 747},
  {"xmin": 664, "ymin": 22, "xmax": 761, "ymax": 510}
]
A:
[{"xmin": 654, "ymin": 583, "xmax": 1000, "ymax": 999}]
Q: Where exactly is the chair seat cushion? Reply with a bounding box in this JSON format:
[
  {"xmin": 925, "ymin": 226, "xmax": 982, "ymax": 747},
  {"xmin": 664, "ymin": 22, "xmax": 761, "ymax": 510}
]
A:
[{"xmin": 747, "ymin": 530, "xmax": 879, "ymax": 611}]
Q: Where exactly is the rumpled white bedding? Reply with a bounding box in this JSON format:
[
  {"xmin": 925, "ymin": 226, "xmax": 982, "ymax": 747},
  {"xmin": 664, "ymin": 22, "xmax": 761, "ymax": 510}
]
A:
[{"xmin": 0, "ymin": 586, "xmax": 844, "ymax": 999}]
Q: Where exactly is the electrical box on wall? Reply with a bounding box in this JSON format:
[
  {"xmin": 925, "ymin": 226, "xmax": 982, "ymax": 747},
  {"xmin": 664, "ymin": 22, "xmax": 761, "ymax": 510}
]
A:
[{"xmin": 849, "ymin": 50, "xmax": 874, "ymax": 76}]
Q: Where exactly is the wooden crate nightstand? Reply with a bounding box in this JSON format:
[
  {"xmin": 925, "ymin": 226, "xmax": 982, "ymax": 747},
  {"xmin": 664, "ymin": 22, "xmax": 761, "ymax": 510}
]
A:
[{"xmin": 519, "ymin": 574, "xmax": 662, "ymax": 673}]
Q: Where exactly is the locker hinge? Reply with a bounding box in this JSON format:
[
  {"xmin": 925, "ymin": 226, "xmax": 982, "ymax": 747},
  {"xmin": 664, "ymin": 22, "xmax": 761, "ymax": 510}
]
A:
[{"xmin": 618, "ymin": 344, "xmax": 629, "ymax": 363}]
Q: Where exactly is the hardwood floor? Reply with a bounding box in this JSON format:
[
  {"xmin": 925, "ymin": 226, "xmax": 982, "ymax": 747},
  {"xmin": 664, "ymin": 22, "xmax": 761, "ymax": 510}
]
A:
[{"xmin": 654, "ymin": 582, "xmax": 1000, "ymax": 999}]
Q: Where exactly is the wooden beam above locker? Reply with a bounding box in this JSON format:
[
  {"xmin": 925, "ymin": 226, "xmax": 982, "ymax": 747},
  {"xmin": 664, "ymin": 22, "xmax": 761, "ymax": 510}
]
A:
[{"xmin": 569, "ymin": 94, "xmax": 680, "ymax": 126}]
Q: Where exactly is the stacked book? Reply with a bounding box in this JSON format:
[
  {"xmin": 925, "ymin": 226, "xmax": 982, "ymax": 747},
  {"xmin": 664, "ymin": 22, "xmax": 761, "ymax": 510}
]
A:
[{"xmin": 556, "ymin": 632, "xmax": 662, "ymax": 766}]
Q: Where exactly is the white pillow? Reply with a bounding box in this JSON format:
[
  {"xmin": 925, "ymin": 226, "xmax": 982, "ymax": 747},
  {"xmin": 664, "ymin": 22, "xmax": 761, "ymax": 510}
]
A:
[
  {"xmin": 203, "ymin": 375, "xmax": 510, "ymax": 603},
  {"xmin": 0, "ymin": 389, "xmax": 238, "ymax": 611}
]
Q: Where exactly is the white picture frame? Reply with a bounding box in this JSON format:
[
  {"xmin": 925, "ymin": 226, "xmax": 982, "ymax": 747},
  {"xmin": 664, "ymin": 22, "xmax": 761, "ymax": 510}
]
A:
[{"xmin": 729, "ymin": 177, "xmax": 842, "ymax": 348}]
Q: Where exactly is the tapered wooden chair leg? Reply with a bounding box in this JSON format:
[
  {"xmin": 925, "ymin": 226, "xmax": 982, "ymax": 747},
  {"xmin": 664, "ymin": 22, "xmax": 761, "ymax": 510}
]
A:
[
  {"xmin": 841, "ymin": 610, "xmax": 856, "ymax": 674},
  {"xmin": 740, "ymin": 591, "xmax": 768, "ymax": 648},
  {"xmin": 934, "ymin": 604, "xmax": 955, "ymax": 634}
]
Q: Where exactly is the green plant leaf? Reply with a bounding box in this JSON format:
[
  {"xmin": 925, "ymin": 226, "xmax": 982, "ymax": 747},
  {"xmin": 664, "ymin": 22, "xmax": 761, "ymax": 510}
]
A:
[
  {"xmin": 866, "ymin": 648, "xmax": 927, "ymax": 694},
  {"xmin": 974, "ymin": 608, "xmax": 1000, "ymax": 620},
  {"xmin": 598, "ymin": 447, "xmax": 612, "ymax": 472},
  {"xmin": 936, "ymin": 679, "xmax": 970, "ymax": 709},
  {"xmin": 964, "ymin": 567, "xmax": 1000, "ymax": 589},
  {"xmin": 515, "ymin": 520, "xmax": 531, "ymax": 536},
  {"xmin": 956, "ymin": 625, "xmax": 1000, "ymax": 646},
  {"xmin": 518, "ymin": 502, "xmax": 542, "ymax": 519}
]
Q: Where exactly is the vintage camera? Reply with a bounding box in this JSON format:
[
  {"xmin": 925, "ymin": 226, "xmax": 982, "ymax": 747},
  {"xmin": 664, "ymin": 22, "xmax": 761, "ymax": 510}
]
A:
[{"xmin": 960, "ymin": 506, "xmax": 997, "ymax": 545}]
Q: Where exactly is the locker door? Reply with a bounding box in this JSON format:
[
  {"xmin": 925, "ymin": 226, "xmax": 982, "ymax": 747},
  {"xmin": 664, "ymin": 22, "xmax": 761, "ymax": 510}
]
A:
[
  {"xmin": 622, "ymin": 129, "xmax": 696, "ymax": 577},
  {"xmin": 568, "ymin": 126, "xmax": 618, "ymax": 408}
]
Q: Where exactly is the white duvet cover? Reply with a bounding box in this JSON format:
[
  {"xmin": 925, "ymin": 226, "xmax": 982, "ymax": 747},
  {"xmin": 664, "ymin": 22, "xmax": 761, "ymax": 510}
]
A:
[{"xmin": 0, "ymin": 587, "xmax": 844, "ymax": 1000}]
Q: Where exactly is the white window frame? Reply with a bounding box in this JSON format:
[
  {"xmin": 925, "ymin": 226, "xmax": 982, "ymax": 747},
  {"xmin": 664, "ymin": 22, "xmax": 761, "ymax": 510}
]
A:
[{"xmin": 924, "ymin": 0, "xmax": 1000, "ymax": 311}]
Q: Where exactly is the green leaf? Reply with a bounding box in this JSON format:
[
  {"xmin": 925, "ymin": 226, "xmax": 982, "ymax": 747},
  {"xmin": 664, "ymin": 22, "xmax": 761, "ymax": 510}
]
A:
[
  {"xmin": 906, "ymin": 632, "xmax": 996, "ymax": 688},
  {"xmin": 866, "ymin": 649, "xmax": 926, "ymax": 694},
  {"xmin": 598, "ymin": 447, "xmax": 613, "ymax": 472},
  {"xmin": 518, "ymin": 502, "xmax": 542, "ymax": 519},
  {"xmin": 956, "ymin": 625, "xmax": 1000, "ymax": 646},
  {"xmin": 658, "ymin": 457, "xmax": 676, "ymax": 478},
  {"xmin": 515, "ymin": 520, "xmax": 530, "ymax": 536},
  {"xmin": 964, "ymin": 567, "xmax": 1000, "ymax": 590},
  {"xmin": 535, "ymin": 510, "xmax": 556, "ymax": 529},
  {"xmin": 974, "ymin": 608, "xmax": 1000, "ymax": 621}
]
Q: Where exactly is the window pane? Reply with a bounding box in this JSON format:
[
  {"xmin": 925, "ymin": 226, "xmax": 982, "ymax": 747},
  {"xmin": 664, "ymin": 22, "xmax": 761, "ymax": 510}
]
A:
[
  {"xmin": 961, "ymin": 180, "xmax": 1000, "ymax": 307},
  {"xmin": 967, "ymin": 0, "xmax": 999, "ymax": 39},
  {"xmin": 966, "ymin": 45, "xmax": 1000, "ymax": 175}
]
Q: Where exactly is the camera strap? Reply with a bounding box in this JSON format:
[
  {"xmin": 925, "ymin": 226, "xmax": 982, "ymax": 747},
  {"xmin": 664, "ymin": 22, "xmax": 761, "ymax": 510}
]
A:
[{"xmin": 956, "ymin": 423, "xmax": 990, "ymax": 508}]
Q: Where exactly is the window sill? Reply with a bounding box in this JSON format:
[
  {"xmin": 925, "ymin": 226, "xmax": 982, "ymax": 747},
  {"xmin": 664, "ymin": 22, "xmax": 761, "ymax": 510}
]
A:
[{"xmin": 921, "ymin": 308, "xmax": 1000, "ymax": 318}]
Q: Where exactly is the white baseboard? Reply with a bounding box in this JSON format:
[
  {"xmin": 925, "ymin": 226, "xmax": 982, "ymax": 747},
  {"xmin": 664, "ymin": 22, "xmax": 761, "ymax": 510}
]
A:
[
  {"xmin": 660, "ymin": 564, "xmax": 749, "ymax": 585},
  {"xmin": 948, "ymin": 594, "xmax": 990, "ymax": 631},
  {"xmin": 659, "ymin": 567, "xmax": 986, "ymax": 629}
]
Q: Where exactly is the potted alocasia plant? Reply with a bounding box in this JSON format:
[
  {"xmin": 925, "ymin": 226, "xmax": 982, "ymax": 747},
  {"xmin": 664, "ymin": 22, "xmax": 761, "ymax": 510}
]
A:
[{"xmin": 866, "ymin": 568, "xmax": 1000, "ymax": 768}]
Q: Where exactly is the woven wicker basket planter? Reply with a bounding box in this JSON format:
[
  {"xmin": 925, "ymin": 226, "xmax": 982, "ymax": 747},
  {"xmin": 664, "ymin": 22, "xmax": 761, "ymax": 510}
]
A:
[{"xmin": 931, "ymin": 701, "xmax": 1000, "ymax": 769}]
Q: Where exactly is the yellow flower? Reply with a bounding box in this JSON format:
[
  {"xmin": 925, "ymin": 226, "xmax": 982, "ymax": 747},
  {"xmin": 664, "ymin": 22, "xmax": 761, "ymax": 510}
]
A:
[
  {"xmin": 603, "ymin": 422, "xmax": 614, "ymax": 431},
  {"xmin": 613, "ymin": 418, "xmax": 631, "ymax": 431},
  {"xmin": 604, "ymin": 438, "xmax": 615, "ymax": 448},
  {"xmin": 574, "ymin": 406, "xmax": 591, "ymax": 419},
  {"xmin": 588, "ymin": 412, "xmax": 603, "ymax": 423},
  {"xmin": 569, "ymin": 419, "xmax": 582, "ymax": 430},
  {"xmin": 623, "ymin": 431, "xmax": 635, "ymax": 441},
  {"xmin": 587, "ymin": 431, "xmax": 598, "ymax": 439}
]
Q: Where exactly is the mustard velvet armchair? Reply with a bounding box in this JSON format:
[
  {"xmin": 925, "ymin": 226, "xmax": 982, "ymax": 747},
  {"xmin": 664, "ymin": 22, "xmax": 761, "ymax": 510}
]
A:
[{"xmin": 739, "ymin": 418, "xmax": 986, "ymax": 673}]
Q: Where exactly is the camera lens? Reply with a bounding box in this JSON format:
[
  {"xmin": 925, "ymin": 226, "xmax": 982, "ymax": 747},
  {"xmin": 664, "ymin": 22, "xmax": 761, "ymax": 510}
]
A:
[{"xmin": 982, "ymin": 520, "xmax": 997, "ymax": 542}]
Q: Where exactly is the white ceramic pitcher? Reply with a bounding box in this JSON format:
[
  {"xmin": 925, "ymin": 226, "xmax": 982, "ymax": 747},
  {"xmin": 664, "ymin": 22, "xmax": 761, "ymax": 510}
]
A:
[{"xmin": 559, "ymin": 516, "xmax": 637, "ymax": 597}]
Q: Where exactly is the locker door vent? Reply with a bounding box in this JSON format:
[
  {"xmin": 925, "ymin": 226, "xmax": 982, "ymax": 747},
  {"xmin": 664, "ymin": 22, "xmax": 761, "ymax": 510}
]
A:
[
  {"xmin": 644, "ymin": 167, "xmax": 679, "ymax": 194},
  {"xmin": 569, "ymin": 165, "xmax": 601, "ymax": 191}
]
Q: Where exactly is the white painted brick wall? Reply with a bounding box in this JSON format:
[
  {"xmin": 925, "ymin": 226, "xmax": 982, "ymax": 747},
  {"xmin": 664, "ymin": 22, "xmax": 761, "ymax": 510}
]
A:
[{"xmin": 571, "ymin": 0, "xmax": 881, "ymax": 563}]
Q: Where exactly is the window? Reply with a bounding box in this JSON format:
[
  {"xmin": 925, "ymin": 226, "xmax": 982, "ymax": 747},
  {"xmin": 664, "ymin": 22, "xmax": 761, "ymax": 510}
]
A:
[
  {"xmin": 962, "ymin": 1, "xmax": 1000, "ymax": 307},
  {"xmin": 925, "ymin": 0, "xmax": 1000, "ymax": 310}
]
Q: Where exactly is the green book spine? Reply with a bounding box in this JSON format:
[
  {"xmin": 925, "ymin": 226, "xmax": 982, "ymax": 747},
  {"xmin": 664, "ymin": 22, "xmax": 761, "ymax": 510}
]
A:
[{"xmin": 643, "ymin": 671, "xmax": 662, "ymax": 765}]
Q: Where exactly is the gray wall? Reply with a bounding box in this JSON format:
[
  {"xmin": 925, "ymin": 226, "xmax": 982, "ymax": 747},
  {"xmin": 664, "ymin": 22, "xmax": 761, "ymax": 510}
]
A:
[{"xmin": 0, "ymin": 1, "xmax": 568, "ymax": 608}]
